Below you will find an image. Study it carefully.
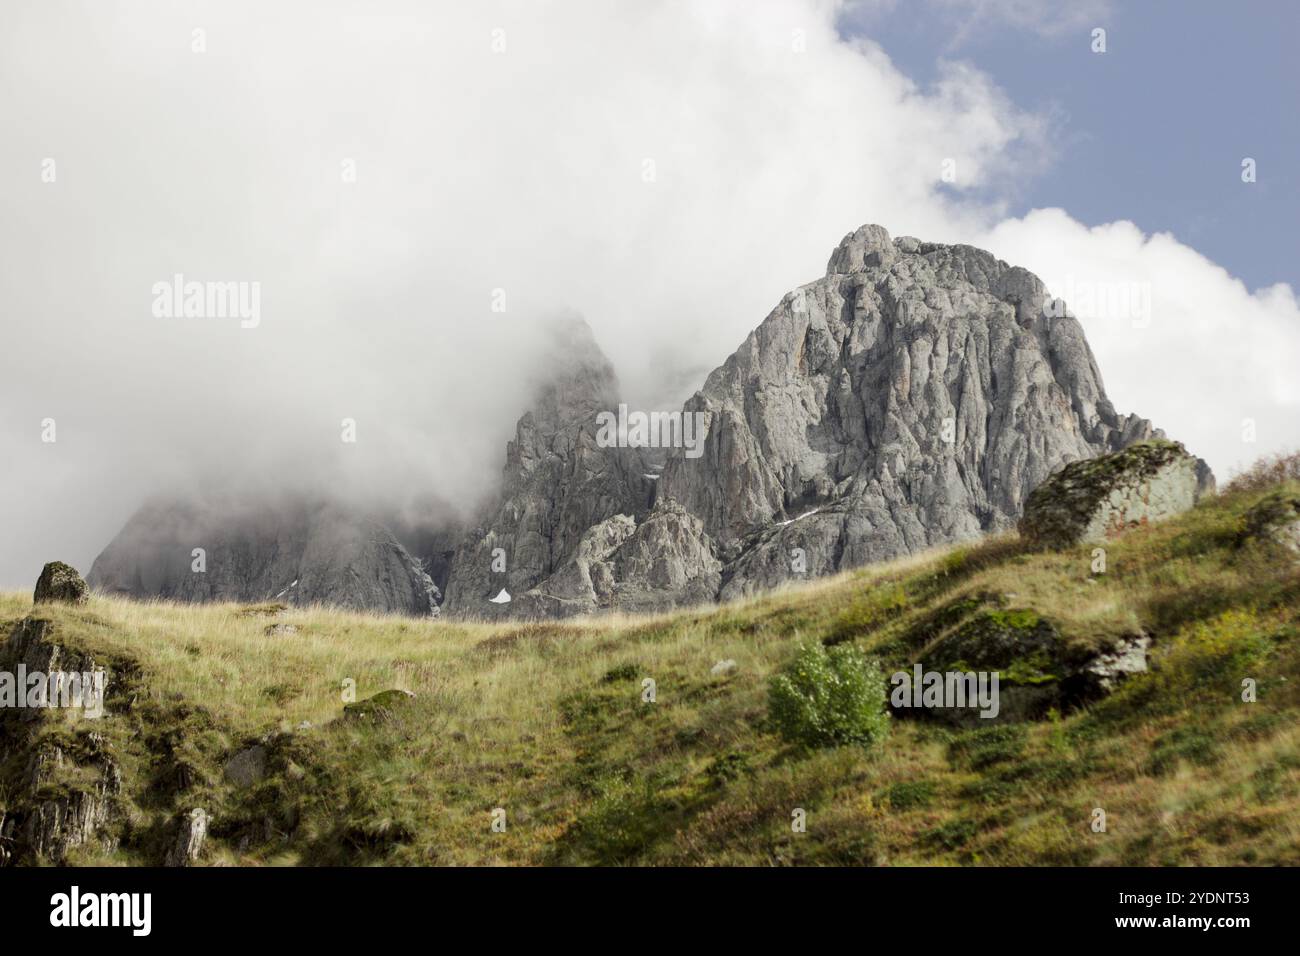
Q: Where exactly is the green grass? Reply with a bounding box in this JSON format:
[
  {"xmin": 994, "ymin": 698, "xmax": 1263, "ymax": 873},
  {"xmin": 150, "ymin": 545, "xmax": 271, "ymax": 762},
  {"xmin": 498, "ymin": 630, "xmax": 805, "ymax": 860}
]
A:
[{"xmin": 2, "ymin": 480, "xmax": 1299, "ymax": 866}]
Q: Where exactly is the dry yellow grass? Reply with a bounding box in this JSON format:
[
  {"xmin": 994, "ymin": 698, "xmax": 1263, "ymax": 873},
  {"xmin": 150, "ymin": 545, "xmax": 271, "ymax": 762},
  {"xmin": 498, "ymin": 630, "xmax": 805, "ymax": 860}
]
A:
[{"xmin": 2, "ymin": 483, "xmax": 1298, "ymax": 865}]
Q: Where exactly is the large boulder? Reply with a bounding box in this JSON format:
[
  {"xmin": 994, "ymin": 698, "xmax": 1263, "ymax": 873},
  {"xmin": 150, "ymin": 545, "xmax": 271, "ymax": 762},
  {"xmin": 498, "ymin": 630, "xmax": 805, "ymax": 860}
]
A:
[
  {"xmin": 1018, "ymin": 440, "xmax": 1213, "ymax": 550},
  {"xmin": 33, "ymin": 561, "xmax": 89, "ymax": 605},
  {"xmin": 343, "ymin": 688, "xmax": 417, "ymax": 723},
  {"xmin": 164, "ymin": 808, "xmax": 209, "ymax": 867},
  {"xmin": 1240, "ymin": 489, "xmax": 1300, "ymax": 556},
  {"xmin": 222, "ymin": 745, "xmax": 269, "ymax": 789},
  {"xmin": 905, "ymin": 600, "xmax": 1150, "ymax": 725}
]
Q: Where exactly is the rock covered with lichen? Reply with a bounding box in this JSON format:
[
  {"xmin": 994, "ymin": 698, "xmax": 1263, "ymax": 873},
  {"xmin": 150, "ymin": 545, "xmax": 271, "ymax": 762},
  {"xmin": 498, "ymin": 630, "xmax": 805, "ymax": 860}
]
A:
[
  {"xmin": 908, "ymin": 602, "xmax": 1150, "ymax": 724},
  {"xmin": 33, "ymin": 561, "xmax": 89, "ymax": 605},
  {"xmin": 1018, "ymin": 440, "xmax": 1213, "ymax": 550},
  {"xmin": 1240, "ymin": 489, "xmax": 1300, "ymax": 555}
]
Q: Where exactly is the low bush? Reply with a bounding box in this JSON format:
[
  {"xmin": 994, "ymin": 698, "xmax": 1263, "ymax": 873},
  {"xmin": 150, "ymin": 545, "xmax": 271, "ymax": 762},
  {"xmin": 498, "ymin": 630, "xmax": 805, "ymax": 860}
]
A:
[{"xmin": 767, "ymin": 642, "xmax": 890, "ymax": 749}]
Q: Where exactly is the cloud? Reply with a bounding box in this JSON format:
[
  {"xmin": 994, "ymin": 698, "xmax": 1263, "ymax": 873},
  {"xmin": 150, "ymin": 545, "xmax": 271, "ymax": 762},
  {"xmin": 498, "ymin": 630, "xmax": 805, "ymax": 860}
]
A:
[
  {"xmin": 0, "ymin": 1, "xmax": 1292, "ymax": 588},
  {"xmin": 0, "ymin": 0, "xmax": 1048, "ymax": 585},
  {"xmin": 976, "ymin": 209, "xmax": 1300, "ymax": 480}
]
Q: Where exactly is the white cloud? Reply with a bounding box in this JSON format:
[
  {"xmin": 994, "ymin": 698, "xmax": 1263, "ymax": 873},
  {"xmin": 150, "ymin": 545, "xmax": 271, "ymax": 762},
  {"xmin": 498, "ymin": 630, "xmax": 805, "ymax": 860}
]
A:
[
  {"xmin": 977, "ymin": 209, "xmax": 1300, "ymax": 480},
  {"xmin": 0, "ymin": 1, "xmax": 1291, "ymax": 587},
  {"xmin": 0, "ymin": 0, "xmax": 1046, "ymax": 585}
]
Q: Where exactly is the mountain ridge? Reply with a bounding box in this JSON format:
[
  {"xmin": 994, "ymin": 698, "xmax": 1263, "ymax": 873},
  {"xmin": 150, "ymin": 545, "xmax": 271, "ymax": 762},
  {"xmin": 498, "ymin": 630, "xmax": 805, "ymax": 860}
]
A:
[{"xmin": 88, "ymin": 224, "xmax": 1209, "ymax": 617}]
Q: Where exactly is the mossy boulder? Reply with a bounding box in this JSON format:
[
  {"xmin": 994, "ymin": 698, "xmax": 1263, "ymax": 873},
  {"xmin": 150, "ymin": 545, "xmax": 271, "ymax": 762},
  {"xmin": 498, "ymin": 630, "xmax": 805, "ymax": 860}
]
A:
[
  {"xmin": 1240, "ymin": 489, "xmax": 1300, "ymax": 555},
  {"xmin": 1018, "ymin": 440, "xmax": 1213, "ymax": 550},
  {"xmin": 908, "ymin": 605, "xmax": 1149, "ymax": 724},
  {"xmin": 343, "ymin": 689, "xmax": 416, "ymax": 723},
  {"xmin": 33, "ymin": 561, "xmax": 89, "ymax": 605},
  {"xmin": 915, "ymin": 609, "xmax": 1061, "ymax": 723}
]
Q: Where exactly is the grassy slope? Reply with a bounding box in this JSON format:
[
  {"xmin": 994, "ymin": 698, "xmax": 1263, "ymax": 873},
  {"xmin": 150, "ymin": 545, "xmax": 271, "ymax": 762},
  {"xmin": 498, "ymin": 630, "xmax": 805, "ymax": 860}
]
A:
[{"xmin": 3, "ymin": 481, "xmax": 1299, "ymax": 866}]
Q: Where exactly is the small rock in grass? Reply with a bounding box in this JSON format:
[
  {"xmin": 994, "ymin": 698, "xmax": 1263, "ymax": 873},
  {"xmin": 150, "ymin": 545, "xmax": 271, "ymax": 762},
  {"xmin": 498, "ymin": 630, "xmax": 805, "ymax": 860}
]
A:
[
  {"xmin": 343, "ymin": 689, "xmax": 416, "ymax": 723},
  {"xmin": 33, "ymin": 561, "xmax": 89, "ymax": 605},
  {"xmin": 223, "ymin": 745, "xmax": 269, "ymax": 788},
  {"xmin": 164, "ymin": 808, "xmax": 208, "ymax": 867}
]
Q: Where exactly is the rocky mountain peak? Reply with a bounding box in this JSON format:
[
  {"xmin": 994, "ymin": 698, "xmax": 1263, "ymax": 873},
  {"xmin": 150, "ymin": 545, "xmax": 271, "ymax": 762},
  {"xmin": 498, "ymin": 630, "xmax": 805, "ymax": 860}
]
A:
[
  {"xmin": 504, "ymin": 313, "xmax": 623, "ymax": 485},
  {"xmin": 826, "ymin": 223, "xmax": 900, "ymax": 274},
  {"xmin": 653, "ymin": 222, "xmax": 1185, "ymax": 600},
  {"xmin": 440, "ymin": 315, "xmax": 653, "ymax": 615},
  {"xmin": 88, "ymin": 224, "xmax": 1206, "ymax": 620}
]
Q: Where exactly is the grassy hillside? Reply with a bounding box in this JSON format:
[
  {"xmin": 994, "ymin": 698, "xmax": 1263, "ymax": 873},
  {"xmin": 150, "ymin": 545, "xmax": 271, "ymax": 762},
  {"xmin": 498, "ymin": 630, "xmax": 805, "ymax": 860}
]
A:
[{"xmin": 2, "ymin": 478, "xmax": 1299, "ymax": 866}]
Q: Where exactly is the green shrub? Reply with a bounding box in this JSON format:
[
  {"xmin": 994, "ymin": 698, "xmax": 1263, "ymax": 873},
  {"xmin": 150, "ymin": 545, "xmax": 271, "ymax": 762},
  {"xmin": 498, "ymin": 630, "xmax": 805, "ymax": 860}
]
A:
[
  {"xmin": 925, "ymin": 817, "xmax": 978, "ymax": 851},
  {"xmin": 767, "ymin": 642, "xmax": 890, "ymax": 749},
  {"xmin": 705, "ymin": 751, "xmax": 751, "ymax": 786}
]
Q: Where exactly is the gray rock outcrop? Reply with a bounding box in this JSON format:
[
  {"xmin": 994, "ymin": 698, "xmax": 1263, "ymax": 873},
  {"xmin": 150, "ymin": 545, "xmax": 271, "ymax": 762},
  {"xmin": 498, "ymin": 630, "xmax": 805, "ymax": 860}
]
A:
[
  {"xmin": 900, "ymin": 598, "xmax": 1150, "ymax": 725},
  {"xmin": 507, "ymin": 497, "xmax": 722, "ymax": 617},
  {"xmin": 0, "ymin": 617, "xmax": 120, "ymax": 863},
  {"xmin": 33, "ymin": 561, "xmax": 89, "ymax": 605},
  {"xmin": 164, "ymin": 808, "xmax": 208, "ymax": 867},
  {"xmin": 223, "ymin": 745, "xmax": 269, "ymax": 789},
  {"xmin": 1018, "ymin": 439, "xmax": 1213, "ymax": 550},
  {"xmin": 1240, "ymin": 489, "xmax": 1300, "ymax": 556}
]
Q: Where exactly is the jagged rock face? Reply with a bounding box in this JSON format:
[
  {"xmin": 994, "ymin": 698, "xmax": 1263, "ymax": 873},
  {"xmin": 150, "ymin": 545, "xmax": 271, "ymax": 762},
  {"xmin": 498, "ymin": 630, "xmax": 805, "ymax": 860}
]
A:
[
  {"xmin": 88, "ymin": 498, "xmax": 440, "ymax": 615},
  {"xmin": 1019, "ymin": 440, "xmax": 1212, "ymax": 549},
  {"xmin": 509, "ymin": 498, "xmax": 722, "ymax": 618},
  {"xmin": 0, "ymin": 617, "xmax": 121, "ymax": 864},
  {"xmin": 164, "ymin": 808, "xmax": 209, "ymax": 867},
  {"xmin": 441, "ymin": 317, "xmax": 654, "ymax": 616},
  {"xmin": 659, "ymin": 224, "xmax": 1165, "ymax": 591},
  {"xmin": 610, "ymin": 498, "xmax": 721, "ymax": 611}
]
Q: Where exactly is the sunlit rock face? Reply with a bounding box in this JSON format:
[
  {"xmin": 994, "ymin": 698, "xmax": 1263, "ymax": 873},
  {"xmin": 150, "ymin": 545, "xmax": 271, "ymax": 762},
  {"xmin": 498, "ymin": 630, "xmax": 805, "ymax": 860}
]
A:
[{"xmin": 658, "ymin": 224, "xmax": 1173, "ymax": 595}]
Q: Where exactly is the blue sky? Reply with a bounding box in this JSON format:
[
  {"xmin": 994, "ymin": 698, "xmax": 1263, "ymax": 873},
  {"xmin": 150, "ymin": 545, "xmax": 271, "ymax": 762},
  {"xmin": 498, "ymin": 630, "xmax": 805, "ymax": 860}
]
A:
[{"xmin": 841, "ymin": 0, "xmax": 1300, "ymax": 291}]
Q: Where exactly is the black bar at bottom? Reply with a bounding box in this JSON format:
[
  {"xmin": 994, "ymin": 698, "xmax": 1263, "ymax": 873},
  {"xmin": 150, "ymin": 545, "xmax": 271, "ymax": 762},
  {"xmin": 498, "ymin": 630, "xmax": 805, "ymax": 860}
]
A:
[{"xmin": 0, "ymin": 866, "xmax": 1282, "ymax": 942}]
